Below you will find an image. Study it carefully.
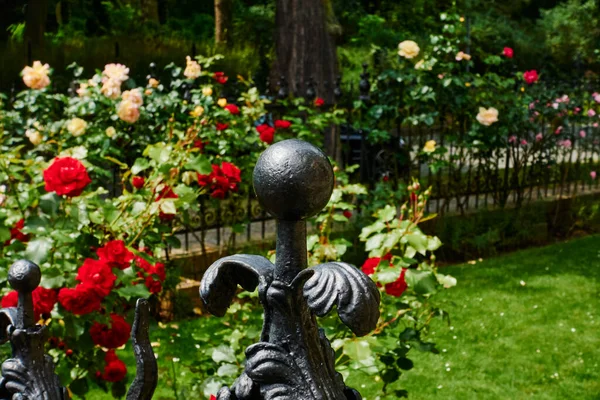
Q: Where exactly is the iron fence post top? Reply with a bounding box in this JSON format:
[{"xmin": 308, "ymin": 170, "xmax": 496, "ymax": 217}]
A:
[
  {"xmin": 8, "ymin": 260, "xmax": 41, "ymax": 294},
  {"xmin": 253, "ymin": 139, "xmax": 334, "ymax": 221}
]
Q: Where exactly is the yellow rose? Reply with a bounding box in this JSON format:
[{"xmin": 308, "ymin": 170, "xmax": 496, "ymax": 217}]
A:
[
  {"xmin": 476, "ymin": 107, "xmax": 499, "ymax": 126},
  {"xmin": 423, "ymin": 140, "xmax": 436, "ymax": 153},
  {"xmin": 184, "ymin": 56, "xmax": 201, "ymax": 80},
  {"xmin": 22, "ymin": 61, "xmax": 51, "ymax": 90},
  {"xmin": 217, "ymin": 98, "xmax": 228, "ymax": 107},
  {"xmin": 117, "ymin": 100, "xmax": 140, "ymax": 124},
  {"xmin": 190, "ymin": 106, "xmax": 205, "ymax": 118},
  {"xmin": 202, "ymin": 87, "xmax": 213, "ymax": 97},
  {"xmin": 148, "ymin": 78, "xmax": 159, "ymax": 88},
  {"xmin": 25, "ymin": 129, "xmax": 42, "ymax": 145},
  {"xmin": 455, "ymin": 51, "xmax": 471, "ymax": 61},
  {"xmin": 106, "ymin": 127, "xmax": 116, "ymax": 138},
  {"xmin": 415, "ymin": 60, "xmax": 425, "ymax": 70},
  {"xmin": 398, "ymin": 40, "xmax": 420, "ymax": 59},
  {"xmin": 67, "ymin": 118, "xmax": 88, "ymax": 137}
]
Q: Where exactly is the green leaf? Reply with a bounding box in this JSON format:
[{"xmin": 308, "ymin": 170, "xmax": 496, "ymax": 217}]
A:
[
  {"xmin": 365, "ymin": 233, "xmax": 385, "ymax": 252},
  {"xmin": 427, "ymin": 236, "xmax": 442, "ymax": 251},
  {"xmin": 39, "ymin": 193, "xmax": 60, "ymax": 216},
  {"xmin": 184, "ymin": 154, "xmax": 212, "ymax": 175},
  {"xmin": 359, "ymin": 221, "xmax": 386, "ymax": 240},
  {"xmin": 376, "ymin": 205, "xmax": 396, "ymax": 222},
  {"xmin": 131, "ymin": 158, "xmax": 151, "ymax": 175},
  {"xmin": 115, "ymin": 284, "xmax": 151, "ymax": 301},
  {"xmin": 25, "ymin": 238, "xmax": 53, "ymax": 264},
  {"xmin": 406, "ymin": 232, "xmax": 428, "ymax": 255},
  {"xmin": 0, "ymin": 226, "xmax": 10, "ymax": 243},
  {"xmin": 405, "ymin": 269, "xmax": 438, "ymax": 295},
  {"xmin": 375, "ymin": 263, "xmax": 403, "ymax": 285},
  {"xmin": 211, "ymin": 345, "xmax": 237, "ymax": 363}
]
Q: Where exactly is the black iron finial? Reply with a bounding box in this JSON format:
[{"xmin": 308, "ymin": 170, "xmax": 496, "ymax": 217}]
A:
[
  {"xmin": 305, "ymin": 76, "xmax": 316, "ymax": 100},
  {"xmin": 334, "ymin": 75, "xmax": 343, "ymax": 100},
  {"xmin": 0, "ymin": 260, "xmax": 68, "ymax": 399},
  {"xmin": 126, "ymin": 299, "xmax": 158, "ymax": 400},
  {"xmin": 359, "ymin": 63, "xmax": 371, "ymax": 102},
  {"xmin": 8, "ymin": 260, "xmax": 40, "ymax": 329},
  {"xmin": 277, "ymin": 75, "xmax": 288, "ymax": 99},
  {"xmin": 201, "ymin": 139, "xmax": 380, "ymax": 399}
]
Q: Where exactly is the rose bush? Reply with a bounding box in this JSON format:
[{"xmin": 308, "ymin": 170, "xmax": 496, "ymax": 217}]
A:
[{"xmin": 0, "ymin": 55, "xmax": 345, "ymax": 397}]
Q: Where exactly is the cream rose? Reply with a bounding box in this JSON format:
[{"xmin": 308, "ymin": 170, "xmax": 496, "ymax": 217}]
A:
[
  {"xmin": 117, "ymin": 100, "xmax": 140, "ymax": 124},
  {"xmin": 476, "ymin": 107, "xmax": 499, "ymax": 126},
  {"xmin": 22, "ymin": 61, "xmax": 51, "ymax": 90},
  {"xmin": 67, "ymin": 118, "xmax": 88, "ymax": 137},
  {"xmin": 101, "ymin": 79, "xmax": 122, "ymax": 99},
  {"xmin": 398, "ymin": 40, "xmax": 420, "ymax": 59},
  {"xmin": 106, "ymin": 127, "xmax": 116, "ymax": 138},
  {"xmin": 455, "ymin": 51, "xmax": 472, "ymax": 61},
  {"xmin": 25, "ymin": 129, "xmax": 42, "ymax": 145},
  {"xmin": 122, "ymin": 89, "xmax": 143, "ymax": 107},
  {"xmin": 148, "ymin": 78, "xmax": 159, "ymax": 88},
  {"xmin": 217, "ymin": 98, "xmax": 228, "ymax": 107},
  {"xmin": 102, "ymin": 63, "xmax": 129, "ymax": 83},
  {"xmin": 202, "ymin": 86, "xmax": 213, "ymax": 97},
  {"xmin": 184, "ymin": 56, "xmax": 201, "ymax": 80}
]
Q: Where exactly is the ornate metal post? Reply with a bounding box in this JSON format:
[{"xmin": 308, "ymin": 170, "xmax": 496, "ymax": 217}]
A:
[
  {"xmin": 201, "ymin": 139, "xmax": 380, "ymax": 400},
  {"xmin": 0, "ymin": 260, "xmax": 158, "ymax": 400}
]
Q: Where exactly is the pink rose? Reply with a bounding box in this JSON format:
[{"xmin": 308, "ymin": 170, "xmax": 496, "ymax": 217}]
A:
[
  {"xmin": 555, "ymin": 126, "xmax": 563, "ymax": 135},
  {"xmin": 588, "ymin": 109, "xmax": 596, "ymax": 117},
  {"xmin": 591, "ymin": 171, "xmax": 597, "ymax": 180},
  {"xmin": 580, "ymin": 130, "xmax": 586, "ymax": 138},
  {"xmin": 520, "ymin": 139, "xmax": 528, "ymax": 146},
  {"xmin": 535, "ymin": 133, "xmax": 543, "ymax": 142},
  {"xmin": 559, "ymin": 139, "xmax": 572, "ymax": 149},
  {"xmin": 508, "ymin": 135, "xmax": 517, "ymax": 144}
]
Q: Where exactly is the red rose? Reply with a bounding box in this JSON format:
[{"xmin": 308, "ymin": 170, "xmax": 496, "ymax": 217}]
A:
[
  {"xmin": 210, "ymin": 396, "xmax": 217, "ymax": 400},
  {"xmin": 5, "ymin": 219, "xmax": 29, "ymax": 245},
  {"xmin": 503, "ymin": 47, "xmax": 514, "ymax": 58},
  {"xmin": 2, "ymin": 287, "xmax": 58, "ymax": 320},
  {"xmin": 314, "ymin": 98, "xmax": 325, "ymax": 107},
  {"xmin": 193, "ymin": 140, "xmax": 207, "ymax": 151},
  {"xmin": 274, "ymin": 120, "xmax": 292, "ymax": 129},
  {"xmin": 216, "ymin": 123, "xmax": 229, "ymax": 131},
  {"xmin": 523, "ymin": 70, "xmax": 539, "ymax": 85},
  {"xmin": 102, "ymin": 350, "xmax": 127, "ymax": 382},
  {"xmin": 144, "ymin": 275, "xmax": 163, "ymax": 294},
  {"xmin": 343, "ymin": 210, "xmax": 352, "ymax": 219},
  {"xmin": 90, "ymin": 314, "xmax": 131, "ymax": 349},
  {"xmin": 213, "ymin": 72, "xmax": 228, "ymax": 85},
  {"xmin": 43, "ymin": 157, "xmax": 91, "ymax": 197},
  {"xmin": 97, "ymin": 240, "xmax": 134, "ymax": 270},
  {"xmin": 256, "ymin": 124, "xmax": 275, "ymax": 144},
  {"xmin": 132, "ymin": 176, "xmax": 145, "ymax": 189},
  {"xmin": 221, "ymin": 162, "xmax": 241, "ymax": 184},
  {"xmin": 384, "ymin": 268, "xmax": 407, "ymax": 297},
  {"xmin": 76, "ymin": 258, "xmax": 116, "ymax": 297},
  {"xmin": 361, "ymin": 253, "xmax": 393, "ymax": 276},
  {"xmin": 58, "ymin": 285, "xmax": 102, "ymax": 315},
  {"xmin": 224, "ymin": 104, "xmax": 240, "ymax": 115}
]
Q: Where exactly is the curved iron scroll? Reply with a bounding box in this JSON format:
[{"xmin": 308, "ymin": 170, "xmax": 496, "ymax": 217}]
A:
[{"xmin": 200, "ymin": 140, "xmax": 380, "ymax": 400}]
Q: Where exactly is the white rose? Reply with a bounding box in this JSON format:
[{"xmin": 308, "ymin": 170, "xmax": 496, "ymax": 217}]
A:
[
  {"xmin": 25, "ymin": 129, "xmax": 42, "ymax": 145},
  {"xmin": 398, "ymin": 40, "xmax": 420, "ymax": 59},
  {"xmin": 184, "ymin": 56, "xmax": 201, "ymax": 80},
  {"xmin": 476, "ymin": 107, "xmax": 499, "ymax": 126},
  {"xmin": 67, "ymin": 118, "xmax": 88, "ymax": 137}
]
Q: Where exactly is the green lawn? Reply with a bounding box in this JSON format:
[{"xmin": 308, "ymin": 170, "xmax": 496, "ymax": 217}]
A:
[{"xmin": 86, "ymin": 235, "xmax": 600, "ymax": 399}]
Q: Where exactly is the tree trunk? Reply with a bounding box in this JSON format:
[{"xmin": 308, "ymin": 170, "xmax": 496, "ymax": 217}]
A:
[
  {"xmin": 215, "ymin": 0, "xmax": 233, "ymax": 45},
  {"xmin": 273, "ymin": 0, "xmax": 339, "ymax": 102},
  {"xmin": 24, "ymin": 0, "xmax": 49, "ymax": 48}
]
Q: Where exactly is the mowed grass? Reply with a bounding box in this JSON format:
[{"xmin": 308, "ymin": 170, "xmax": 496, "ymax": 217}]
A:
[
  {"xmin": 391, "ymin": 235, "xmax": 600, "ymax": 400},
  {"xmin": 86, "ymin": 235, "xmax": 600, "ymax": 399}
]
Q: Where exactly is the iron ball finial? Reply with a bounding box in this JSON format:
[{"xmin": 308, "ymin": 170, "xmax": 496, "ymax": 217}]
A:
[
  {"xmin": 253, "ymin": 139, "xmax": 334, "ymax": 220},
  {"xmin": 8, "ymin": 260, "xmax": 41, "ymax": 294}
]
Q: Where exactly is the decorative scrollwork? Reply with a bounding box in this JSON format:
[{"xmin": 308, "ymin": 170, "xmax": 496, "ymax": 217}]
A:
[{"xmin": 302, "ymin": 262, "xmax": 380, "ymax": 337}]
